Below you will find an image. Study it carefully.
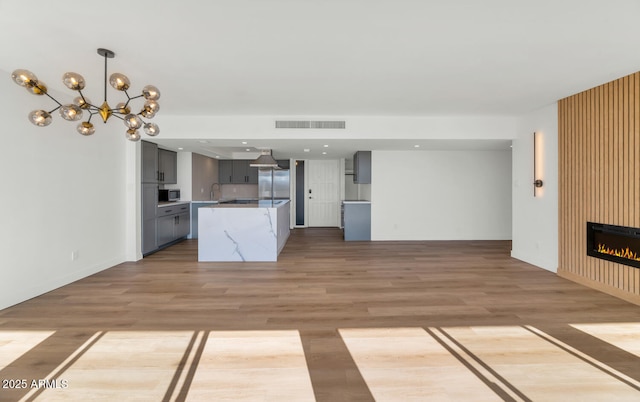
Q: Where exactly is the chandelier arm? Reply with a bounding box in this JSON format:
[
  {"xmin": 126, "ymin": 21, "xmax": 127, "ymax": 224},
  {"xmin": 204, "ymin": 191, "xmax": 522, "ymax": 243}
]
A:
[
  {"xmin": 77, "ymin": 90, "xmax": 95, "ymax": 109},
  {"xmin": 128, "ymin": 94, "xmax": 144, "ymax": 101},
  {"xmin": 47, "ymin": 105, "xmax": 62, "ymax": 114},
  {"xmin": 103, "ymin": 51, "xmax": 108, "ymax": 103},
  {"xmin": 33, "ymin": 82, "xmax": 63, "ymax": 107}
]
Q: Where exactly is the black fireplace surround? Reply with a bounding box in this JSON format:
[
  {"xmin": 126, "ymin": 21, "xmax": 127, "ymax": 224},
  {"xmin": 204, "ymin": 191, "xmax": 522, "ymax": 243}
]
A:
[{"xmin": 587, "ymin": 222, "xmax": 640, "ymax": 269}]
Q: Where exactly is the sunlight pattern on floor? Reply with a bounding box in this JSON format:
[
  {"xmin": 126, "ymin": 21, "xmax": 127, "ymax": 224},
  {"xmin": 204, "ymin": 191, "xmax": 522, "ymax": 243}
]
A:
[
  {"xmin": 2, "ymin": 325, "xmax": 639, "ymax": 401},
  {"xmin": 32, "ymin": 331, "xmax": 193, "ymax": 401},
  {"xmin": 186, "ymin": 330, "xmax": 315, "ymax": 401},
  {"xmin": 0, "ymin": 331, "xmax": 54, "ymax": 370},
  {"xmin": 571, "ymin": 322, "xmax": 640, "ymax": 358},
  {"xmin": 339, "ymin": 327, "xmax": 505, "ymax": 401},
  {"xmin": 443, "ymin": 325, "xmax": 640, "ymax": 402}
]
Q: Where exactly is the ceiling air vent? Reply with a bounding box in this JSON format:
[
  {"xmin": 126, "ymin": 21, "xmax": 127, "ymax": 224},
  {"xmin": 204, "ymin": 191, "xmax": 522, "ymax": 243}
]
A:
[{"xmin": 275, "ymin": 120, "xmax": 346, "ymax": 129}]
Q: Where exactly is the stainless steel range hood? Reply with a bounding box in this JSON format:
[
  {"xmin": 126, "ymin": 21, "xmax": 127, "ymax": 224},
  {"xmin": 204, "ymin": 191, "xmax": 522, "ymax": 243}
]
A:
[{"xmin": 250, "ymin": 149, "xmax": 279, "ymax": 168}]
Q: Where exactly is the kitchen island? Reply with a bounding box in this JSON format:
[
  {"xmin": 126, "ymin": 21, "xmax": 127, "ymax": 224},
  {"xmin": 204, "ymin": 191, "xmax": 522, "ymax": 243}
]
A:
[{"xmin": 198, "ymin": 200, "xmax": 290, "ymax": 262}]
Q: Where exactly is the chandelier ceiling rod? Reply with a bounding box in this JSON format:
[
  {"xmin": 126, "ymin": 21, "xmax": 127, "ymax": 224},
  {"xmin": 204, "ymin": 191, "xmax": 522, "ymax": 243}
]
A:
[{"xmin": 10, "ymin": 48, "xmax": 161, "ymax": 142}]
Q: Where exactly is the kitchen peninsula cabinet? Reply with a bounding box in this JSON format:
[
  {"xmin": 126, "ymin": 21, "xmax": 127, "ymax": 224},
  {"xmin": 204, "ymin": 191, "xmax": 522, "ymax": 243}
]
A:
[{"xmin": 343, "ymin": 201, "xmax": 371, "ymax": 241}]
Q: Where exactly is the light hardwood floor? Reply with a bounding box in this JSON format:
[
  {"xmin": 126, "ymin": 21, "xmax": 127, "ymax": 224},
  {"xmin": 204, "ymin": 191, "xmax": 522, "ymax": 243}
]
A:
[{"xmin": 1, "ymin": 228, "xmax": 640, "ymax": 401}]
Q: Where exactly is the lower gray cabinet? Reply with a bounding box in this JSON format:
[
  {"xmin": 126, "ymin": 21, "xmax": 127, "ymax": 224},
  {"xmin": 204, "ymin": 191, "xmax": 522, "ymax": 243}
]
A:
[
  {"xmin": 176, "ymin": 211, "xmax": 190, "ymax": 238},
  {"xmin": 343, "ymin": 202, "xmax": 371, "ymax": 241},
  {"xmin": 142, "ymin": 184, "xmax": 158, "ymax": 255},
  {"xmin": 157, "ymin": 215, "xmax": 176, "ymax": 246},
  {"xmin": 190, "ymin": 202, "xmax": 217, "ymax": 239},
  {"xmin": 157, "ymin": 203, "xmax": 191, "ymax": 247}
]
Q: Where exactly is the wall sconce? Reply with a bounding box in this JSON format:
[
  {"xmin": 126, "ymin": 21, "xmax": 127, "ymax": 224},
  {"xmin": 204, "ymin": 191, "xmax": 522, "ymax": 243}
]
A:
[{"xmin": 533, "ymin": 131, "xmax": 544, "ymax": 197}]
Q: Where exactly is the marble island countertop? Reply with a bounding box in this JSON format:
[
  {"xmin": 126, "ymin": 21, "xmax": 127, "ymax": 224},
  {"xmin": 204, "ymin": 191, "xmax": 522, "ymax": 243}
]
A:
[
  {"xmin": 202, "ymin": 199, "xmax": 289, "ymax": 208},
  {"xmin": 158, "ymin": 201, "xmax": 191, "ymax": 207}
]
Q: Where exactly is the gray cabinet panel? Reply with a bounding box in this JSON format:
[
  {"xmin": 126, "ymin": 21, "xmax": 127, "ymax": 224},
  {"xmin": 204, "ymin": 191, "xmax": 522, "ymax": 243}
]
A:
[
  {"xmin": 176, "ymin": 211, "xmax": 190, "ymax": 238},
  {"xmin": 157, "ymin": 215, "xmax": 175, "ymax": 246},
  {"xmin": 142, "ymin": 183, "xmax": 158, "ymax": 254},
  {"xmin": 247, "ymin": 163, "xmax": 258, "ymax": 184},
  {"xmin": 353, "ymin": 151, "xmax": 371, "ymax": 184},
  {"xmin": 158, "ymin": 149, "xmax": 177, "ymax": 184},
  {"xmin": 343, "ymin": 203, "xmax": 371, "ymax": 241},
  {"xmin": 219, "ymin": 160, "xmax": 233, "ymax": 184},
  {"xmin": 190, "ymin": 203, "xmax": 216, "ymax": 239},
  {"xmin": 220, "ymin": 160, "xmax": 259, "ymax": 184},
  {"xmin": 142, "ymin": 141, "xmax": 158, "ymax": 183},
  {"xmin": 232, "ymin": 160, "xmax": 249, "ymax": 183}
]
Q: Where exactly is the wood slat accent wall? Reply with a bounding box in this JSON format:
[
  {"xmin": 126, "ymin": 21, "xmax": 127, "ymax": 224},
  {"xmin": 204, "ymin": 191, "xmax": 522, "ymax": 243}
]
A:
[{"xmin": 558, "ymin": 72, "xmax": 640, "ymax": 305}]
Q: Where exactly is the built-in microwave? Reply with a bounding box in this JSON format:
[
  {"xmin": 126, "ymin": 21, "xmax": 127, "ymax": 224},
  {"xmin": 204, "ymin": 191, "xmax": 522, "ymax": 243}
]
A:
[{"xmin": 159, "ymin": 189, "xmax": 180, "ymax": 202}]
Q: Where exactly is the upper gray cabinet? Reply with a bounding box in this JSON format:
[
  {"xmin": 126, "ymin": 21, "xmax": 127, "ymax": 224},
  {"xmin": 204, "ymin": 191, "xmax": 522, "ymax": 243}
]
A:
[
  {"xmin": 277, "ymin": 160, "xmax": 290, "ymax": 169},
  {"xmin": 142, "ymin": 141, "xmax": 177, "ymax": 184},
  {"xmin": 219, "ymin": 160, "xmax": 258, "ymax": 184},
  {"xmin": 353, "ymin": 151, "xmax": 371, "ymax": 184},
  {"xmin": 158, "ymin": 149, "xmax": 177, "ymax": 184},
  {"xmin": 142, "ymin": 141, "xmax": 159, "ymax": 183},
  {"xmin": 219, "ymin": 160, "xmax": 234, "ymax": 184}
]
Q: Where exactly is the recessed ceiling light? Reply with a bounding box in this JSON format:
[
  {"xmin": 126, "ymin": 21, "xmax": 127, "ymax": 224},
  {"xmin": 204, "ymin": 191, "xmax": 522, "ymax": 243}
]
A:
[
  {"xmin": 322, "ymin": 151, "xmax": 327, "ymax": 155},
  {"xmin": 178, "ymin": 147, "xmax": 184, "ymax": 150},
  {"xmin": 242, "ymin": 141, "xmax": 247, "ymax": 145},
  {"xmin": 304, "ymin": 149, "xmax": 310, "ymax": 152},
  {"xmin": 246, "ymin": 148, "xmax": 251, "ymax": 151},
  {"xmin": 323, "ymin": 144, "xmax": 329, "ymax": 148},
  {"xmin": 414, "ymin": 145, "xmax": 420, "ymax": 148}
]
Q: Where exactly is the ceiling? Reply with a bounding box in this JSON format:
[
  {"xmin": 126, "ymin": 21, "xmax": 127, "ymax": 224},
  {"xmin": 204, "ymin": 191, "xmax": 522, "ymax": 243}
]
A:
[{"xmin": 3, "ymin": 1, "xmax": 640, "ymax": 159}]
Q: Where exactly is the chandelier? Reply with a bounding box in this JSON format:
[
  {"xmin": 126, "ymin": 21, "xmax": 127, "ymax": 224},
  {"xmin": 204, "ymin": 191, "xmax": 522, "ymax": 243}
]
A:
[{"xmin": 10, "ymin": 48, "xmax": 160, "ymax": 141}]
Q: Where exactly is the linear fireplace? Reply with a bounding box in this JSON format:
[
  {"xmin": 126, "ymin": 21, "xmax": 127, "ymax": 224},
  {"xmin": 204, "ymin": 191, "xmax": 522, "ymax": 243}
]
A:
[{"xmin": 586, "ymin": 222, "xmax": 640, "ymax": 269}]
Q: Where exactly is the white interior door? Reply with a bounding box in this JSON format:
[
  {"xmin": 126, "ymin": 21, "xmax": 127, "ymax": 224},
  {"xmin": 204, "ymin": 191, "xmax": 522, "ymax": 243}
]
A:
[{"xmin": 307, "ymin": 159, "xmax": 340, "ymax": 227}]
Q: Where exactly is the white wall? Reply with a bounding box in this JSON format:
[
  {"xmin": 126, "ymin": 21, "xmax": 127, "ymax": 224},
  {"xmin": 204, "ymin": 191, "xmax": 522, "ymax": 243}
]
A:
[
  {"xmin": 511, "ymin": 103, "xmax": 559, "ymax": 272},
  {"xmin": 0, "ymin": 76, "xmax": 130, "ymax": 310},
  {"xmin": 157, "ymin": 115, "xmax": 518, "ymax": 141},
  {"xmin": 371, "ymin": 150, "xmax": 512, "ymax": 240}
]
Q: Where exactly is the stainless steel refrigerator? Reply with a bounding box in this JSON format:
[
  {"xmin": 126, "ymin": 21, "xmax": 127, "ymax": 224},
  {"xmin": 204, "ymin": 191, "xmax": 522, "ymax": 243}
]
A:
[{"xmin": 258, "ymin": 169, "xmax": 290, "ymax": 200}]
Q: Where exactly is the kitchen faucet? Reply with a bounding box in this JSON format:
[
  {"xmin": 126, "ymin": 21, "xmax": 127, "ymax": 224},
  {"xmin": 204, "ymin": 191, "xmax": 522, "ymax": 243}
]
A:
[{"xmin": 210, "ymin": 183, "xmax": 220, "ymax": 200}]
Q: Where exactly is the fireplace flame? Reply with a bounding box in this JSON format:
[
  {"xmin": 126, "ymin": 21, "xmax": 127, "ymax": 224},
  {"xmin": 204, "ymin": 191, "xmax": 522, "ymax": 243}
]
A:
[{"xmin": 597, "ymin": 244, "xmax": 640, "ymax": 261}]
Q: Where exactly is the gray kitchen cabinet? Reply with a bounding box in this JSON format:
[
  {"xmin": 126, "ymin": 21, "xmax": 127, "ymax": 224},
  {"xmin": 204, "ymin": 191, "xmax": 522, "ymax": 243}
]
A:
[
  {"xmin": 142, "ymin": 183, "xmax": 158, "ymax": 255},
  {"xmin": 232, "ymin": 160, "xmax": 249, "ymax": 183},
  {"xmin": 353, "ymin": 151, "xmax": 371, "ymax": 184},
  {"xmin": 343, "ymin": 202, "xmax": 371, "ymax": 241},
  {"xmin": 176, "ymin": 211, "xmax": 190, "ymax": 238},
  {"xmin": 158, "ymin": 148, "xmax": 177, "ymax": 184},
  {"xmin": 157, "ymin": 203, "xmax": 191, "ymax": 247},
  {"xmin": 190, "ymin": 202, "xmax": 217, "ymax": 239},
  {"xmin": 219, "ymin": 160, "xmax": 233, "ymax": 184},
  {"xmin": 247, "ymin": 163, "xmax": 258, "ymax": 184},
  {"xmin": 157, "ymin": 215, "xmax": 175, "ymax": 246},
  {"xmin": 142, "ymin": 141, "xmax": 158, "ymax": 183},
  {"xmin": 219, "ymin": 160, "xmax": 258, "ymax": 184}
]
